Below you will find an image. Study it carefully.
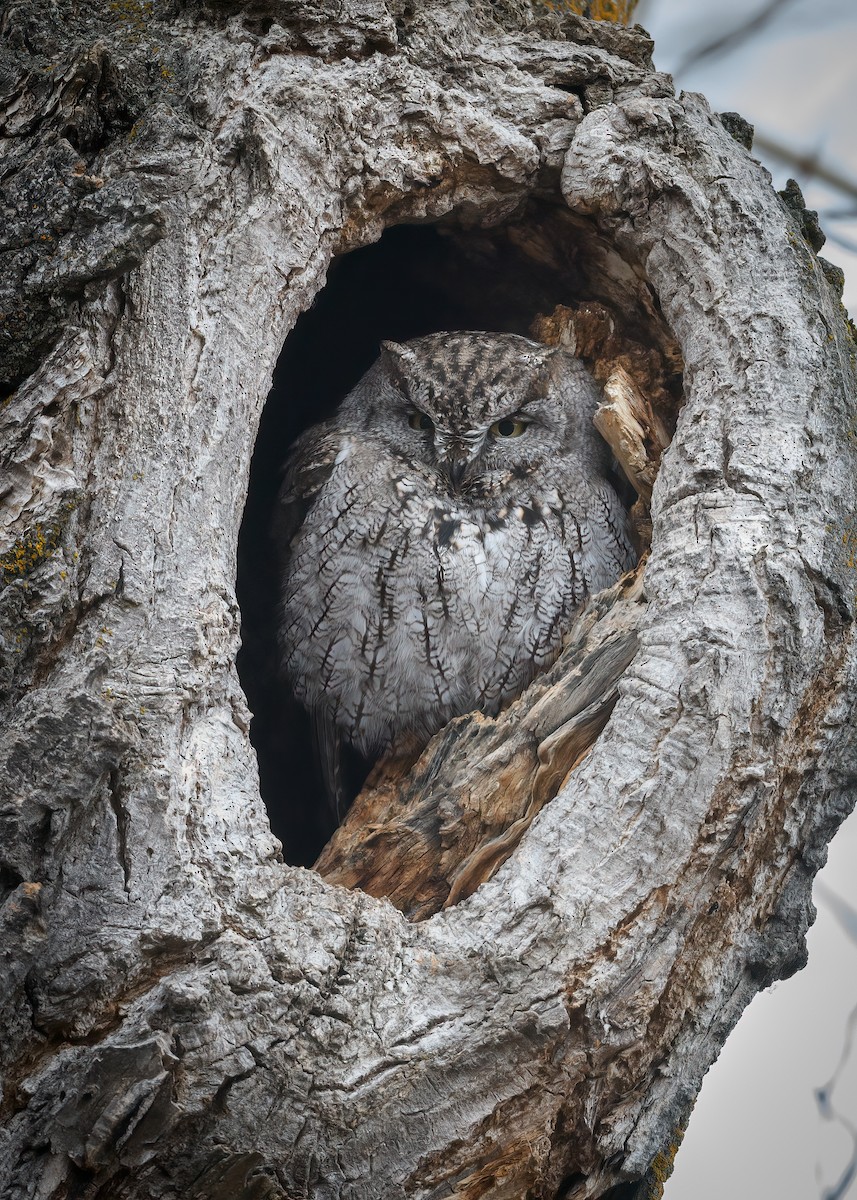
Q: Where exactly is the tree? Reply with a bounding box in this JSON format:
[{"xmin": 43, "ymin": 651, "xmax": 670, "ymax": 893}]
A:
[{"xmin": 1, "ymin": 1, "xmax": 855, "ymax": 1197}]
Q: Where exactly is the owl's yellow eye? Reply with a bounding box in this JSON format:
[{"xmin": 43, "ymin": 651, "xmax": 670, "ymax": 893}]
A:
[
  {"xmin": 491, "ymin": 417, "xmax": 528, "ymax": 438},
  {"xmin": 408, "ymin": 411, "xmax": 434, "ymax": 431}
]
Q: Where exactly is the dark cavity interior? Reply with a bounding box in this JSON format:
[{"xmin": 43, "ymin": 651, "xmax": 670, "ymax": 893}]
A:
[{"xmin": 236, "ymin": 207, "xmax": 682, "ymax": 867}]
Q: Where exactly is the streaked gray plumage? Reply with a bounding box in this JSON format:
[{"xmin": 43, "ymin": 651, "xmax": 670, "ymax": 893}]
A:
[{"xmin": 275, "ymin": 332, "xmax": 635, "ymax": 796}]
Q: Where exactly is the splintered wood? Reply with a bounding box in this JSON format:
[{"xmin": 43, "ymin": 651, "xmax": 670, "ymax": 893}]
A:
[
  {"xmin": 596, "ymin": 366, "xmax": 660, "ymax": 502},
  {"xmin": 532, "ymin": 301, "xmax": 673, "ymax": 505},
  {"xmin": 316, "ymin": 305, "xmax": 670, "ymax": 919}
]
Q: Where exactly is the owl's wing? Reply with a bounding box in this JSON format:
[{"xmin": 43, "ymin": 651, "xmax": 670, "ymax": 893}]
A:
[
  {"xmin": 582, "ymin": 479, "xmax": 638, "ymax": 592},
  {"xmin": 273, "ymin": 428, "xmax": 350, "ymax": 823},
  {"xmin": 271, "ymin": 426, "xmax": 341, "ymax": 561}
]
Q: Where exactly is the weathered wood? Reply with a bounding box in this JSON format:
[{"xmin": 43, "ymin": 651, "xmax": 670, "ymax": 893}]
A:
[
  {"xmin": 596, "ymin": 366, "xmax": 661, "ymax": 501},
  {"xmin": 1, "ymin": 1, "xmax": 856, "ymax": 1198}
]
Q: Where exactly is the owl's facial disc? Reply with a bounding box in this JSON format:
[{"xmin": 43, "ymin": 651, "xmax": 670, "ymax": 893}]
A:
[{"xmin": 370, "ymin": 332, "xmax": 577, "ymax": 497}]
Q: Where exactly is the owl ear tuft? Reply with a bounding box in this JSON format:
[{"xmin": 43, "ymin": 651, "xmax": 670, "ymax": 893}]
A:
[
  {"xmin": 524, "ymin": 346, "xmax": 559, "ymax": 365},
  {"xmin": 381, "ymin": 340, "xmax": 417, "ymax": 370}
]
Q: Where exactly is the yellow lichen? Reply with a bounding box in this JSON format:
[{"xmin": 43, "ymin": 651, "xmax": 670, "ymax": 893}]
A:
[
  {"xmin": 636, "ymin": 1125, "xmax": 686, "ymax": 1199},
  {"xmin": 1, "ymin": 498, "xmax": 79, "ymax": 583},
  {"xmin": 843, "ymin": 526, "xmax": 857, "ymax": 571},
  {"xmin": 0, "ymin": 524, "xmax": 59, "ymax": 581},
  {"xmin": 108, "ymin": 0, "xmax": 153, "ymax": 30},
  {"xmin": 534, "ymin": 0, "xmax": 638, "ymax": 20}
]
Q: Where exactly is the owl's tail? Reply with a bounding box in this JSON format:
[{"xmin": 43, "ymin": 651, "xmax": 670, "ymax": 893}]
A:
[{"xmin": 313, "ymin": 709, "xmax": 349, "ymax": 824}]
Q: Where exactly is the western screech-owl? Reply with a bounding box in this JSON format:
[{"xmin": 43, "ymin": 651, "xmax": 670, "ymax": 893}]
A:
[{"xmin": 275, "ymin": 331, "xmax": 636, "ymax": 806}]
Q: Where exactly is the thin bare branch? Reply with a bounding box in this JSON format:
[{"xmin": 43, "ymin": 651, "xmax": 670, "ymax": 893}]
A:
[
  {"xmin": 753, "ymin": 134, "xmax": 857, "ymax": 201},
  {"xmin": 814, "ymin": 881, "xmax": 857, "ymax": 1200},
  {"xmin": 816, "ymin": 1005, "xmax": 857, "ymax": 1200},
  {"xmin": 675, "ymin": 0, "xmax": 803, "ymax": 75},
  {"xmin": 822, "ymin": 208, "xmax": 857, "ymax": 222},
  {"xmin": 815, "ymin": 880, "xmax": 857, "ymax": 947}
]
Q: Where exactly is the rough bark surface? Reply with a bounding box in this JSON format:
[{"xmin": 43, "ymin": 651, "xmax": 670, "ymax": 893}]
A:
[{"xmin": 1, "ymin": 2, "xmax": 856, "ymax": 1199}]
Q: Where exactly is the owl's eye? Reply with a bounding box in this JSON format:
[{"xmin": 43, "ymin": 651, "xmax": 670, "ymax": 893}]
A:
[
  {"xmin": 491, "ymin": 417, "xmax": 528, "ymax": 438},
  {"xmin": 408, "ymin": 411, "xmax": 434, "ymax": 432}
]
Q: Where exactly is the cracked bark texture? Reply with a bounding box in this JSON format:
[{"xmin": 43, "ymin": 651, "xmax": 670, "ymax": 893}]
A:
[{"xmin": 1, "ymin": 1, "xmax": 856, "ymax": 1198}]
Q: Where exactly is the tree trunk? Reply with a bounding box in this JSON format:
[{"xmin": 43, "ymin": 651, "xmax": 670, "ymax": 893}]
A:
[{"xmin": 1, "ymin": 2, "xmax": 855, "ymax": 1198}]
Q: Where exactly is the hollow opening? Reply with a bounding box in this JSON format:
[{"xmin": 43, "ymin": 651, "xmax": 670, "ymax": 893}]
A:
[{"xmin": 236, "ymin": 204, "xmax": 683, "ymax": 869}]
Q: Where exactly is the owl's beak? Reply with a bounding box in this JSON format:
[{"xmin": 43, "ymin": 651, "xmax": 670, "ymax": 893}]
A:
[
  {"xmin": 446, "ymin": 460, "xmax": 468, "ymax": 491},
  {"xmin": 435, "ymin": 433, "xmax": 478, "ymax": 493}
]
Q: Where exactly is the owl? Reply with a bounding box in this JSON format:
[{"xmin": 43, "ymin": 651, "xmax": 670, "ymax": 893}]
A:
[{"xmin": 274, "ymin": 331, "xmax": 636, "ymax": 811}]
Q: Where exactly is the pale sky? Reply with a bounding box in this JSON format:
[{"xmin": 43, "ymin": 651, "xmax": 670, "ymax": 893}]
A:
[
  {"xmin": 637, "ymin": 0, "xmax": 857, "ymax": 309},
  {"xmin": 633, "ymin": 3, "xmax": 857, "ymax": 1197}
]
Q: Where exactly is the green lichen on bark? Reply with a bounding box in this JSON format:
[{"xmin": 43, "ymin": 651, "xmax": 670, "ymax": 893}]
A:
[{"xmin": 779, "ymin": 177, "xmax": 826, "ymax": 253}]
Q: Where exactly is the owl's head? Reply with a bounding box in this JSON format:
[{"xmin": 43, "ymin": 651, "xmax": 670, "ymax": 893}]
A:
[{"xmin": 342, "ymin": 331, "xmax": 608, "ymax": 495}]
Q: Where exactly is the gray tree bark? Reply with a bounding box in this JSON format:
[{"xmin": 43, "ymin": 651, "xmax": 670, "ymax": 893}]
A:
[{"xmin": 1, "ymin": 2, "xmax": 856, "ymax": 1198}]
